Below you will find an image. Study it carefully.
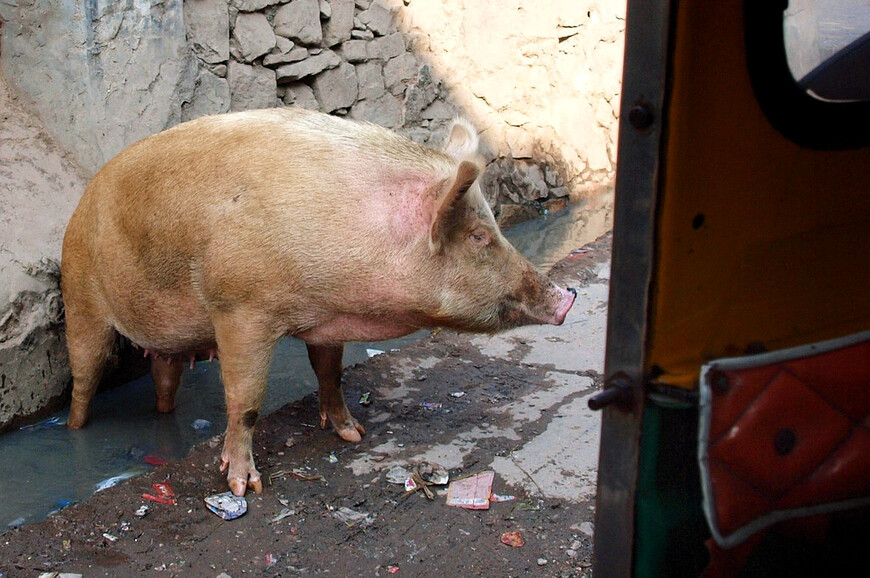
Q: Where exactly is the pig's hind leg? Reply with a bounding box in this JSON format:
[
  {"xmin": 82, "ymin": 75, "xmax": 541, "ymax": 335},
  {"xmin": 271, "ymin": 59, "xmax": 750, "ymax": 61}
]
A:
[
  {"xmin": 65, "ymin": 310, "xmax": 116, "ymax": 429},
  {"xmin": 151, "ymin": 356, "xmax": 184, "ymax": 413},
  {"xmin": 306, "ymin": 343, "xmax": 366, "ymax": 442}
]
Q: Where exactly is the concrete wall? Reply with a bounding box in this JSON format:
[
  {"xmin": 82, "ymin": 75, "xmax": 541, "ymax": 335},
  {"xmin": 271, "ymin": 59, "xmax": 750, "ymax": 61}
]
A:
[
  {"xmin": 0, "ymin": 0, "xmax": 625, "ymax": 429},
  {"xmin": 0, "ymin": 76, "xmax": 84, "ymax": 430},
  {"xmin": 399, "ymin": 0, "xmax": 624, "ymax": 199},
  {"xmin": 0, "ymin": 0, "xmax": 199, "ymax": 176}
]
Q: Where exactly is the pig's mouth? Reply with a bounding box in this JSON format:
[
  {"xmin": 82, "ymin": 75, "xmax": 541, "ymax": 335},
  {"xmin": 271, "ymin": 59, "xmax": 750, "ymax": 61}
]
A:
[
  {"xmin": 496, "ymin": 285, "xmax": 577, "ymax": 329},
  {"xmin": 549, "ymin": 286, "xmax": 577, "ymax": 325}
]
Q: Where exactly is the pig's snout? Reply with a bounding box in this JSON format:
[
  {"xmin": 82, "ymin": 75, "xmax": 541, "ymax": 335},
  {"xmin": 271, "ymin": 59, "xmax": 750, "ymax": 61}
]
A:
[{"xmin": 549, "ymin": 286, "xmax": 577, "ymax": 326}]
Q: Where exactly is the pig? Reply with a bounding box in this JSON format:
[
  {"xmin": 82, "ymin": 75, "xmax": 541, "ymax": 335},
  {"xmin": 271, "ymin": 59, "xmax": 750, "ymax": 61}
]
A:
[{"xmin": 61, "ymin": 108, "xmax": 576, "ymax": 496}]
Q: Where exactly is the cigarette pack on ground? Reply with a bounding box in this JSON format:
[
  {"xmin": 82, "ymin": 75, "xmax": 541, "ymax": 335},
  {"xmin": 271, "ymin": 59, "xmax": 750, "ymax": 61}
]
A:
[{"xmin": 204, "ymin": 491, "xmax": 247, "ymax": 520}]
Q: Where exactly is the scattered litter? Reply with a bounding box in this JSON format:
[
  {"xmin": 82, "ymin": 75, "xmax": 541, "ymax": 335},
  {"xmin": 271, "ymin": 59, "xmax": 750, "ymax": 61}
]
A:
[
  {"xmin": 270, "ymin": 507, "xmax": 296, "ymax": 523},
  {"xmin": 204, "ymin": 491, "xmax": 247, "ymax": 520},
  {"xmin": 6, "ymin": 517, "xmax": 25, "ymax": 528},
  {"xmin": 94, "ymin": 469, "xmax": 144, "ymax": 493},
  {"xmin": 326, "ymin": 452, "xmax": 339, "ymax": 464},
  {"xmin": 134, "ymin": 505, "xmax": 149, "ymax": 518},
  {"xmin": 292, "ymin": 469, "xmax": 325, "ymax": 482},
  {"xmin": 21, "ymin": 416, "xmax": 66, "ymax": 430},
  {"xmin": 386, "ymin": 466, "xmax": 412, "ymax": 485},
  {"xmin": 191, "ymin": 419, "xmax": 212, "ymax": 431},
  {"xmin": 446, "ymin": 471, "xmax": 495, "ymax": 510},
  {"xmin": 366, "ymin": 348, "xmax": 384, "ymax": 358},
  {"xmin": 501, "ymin": 530, "xmax": 525, "ymax": 547},
  {"xmin": 450, "ymin": 391, "xmax": 465, "ymax": 398},
  {"xmin": 102, "ymin": 532, "xmax": 118, "ymax": 542},
  {"xmin": 332, "ymin": 506, "xmax": 374, "ymax": 527},
  {"xmin": 417, "ymin": 462, "xmax": 449, "ymax": 486},
  {"xmin": 513, "ymin": 499, "xmax": 541, "ymax": 512},
  {"xmin": 537, "ymin": 558, "xmax": 549, "ymax": 566},
  {"xmin": 491, "ymin": 493, "xmax": 516, "ymax": 503},
  {"xmin": 359, "ymin": 392, "xmax": 372, "ymax": 406},
  {"xmin": 569, "ymin": 248, "xmax": 591, "ymax": 258},
  {"xmin": 266, "ymin": 552, "xmax": 279, "ymax": 567},
  {"xmin": 143, "ymin": 454, "xmax": 168, "ymax": 466},
  {"xmin": 38, "ymin": 573, "xmax": 83, "ymax": 578},
  {"xmin": 402, "ymin": 462, "xmax": 449, "ymax": 500},
  {"xmin": 388, "ymin": 565, "xmax": 400, "ymax": 574},
  {"xmin": 47, "ymin": 499, "xmax": 72, "ymax": 515},
  {"xmin": 284, "ymin": 437, "xmax": 297, "ymax": 448},
  {"xmin": 421, "ymin": 401, "xmax": 442, "ymax": 410},
  {"xmin": 142, "ymin": 482, "xmax": 177, "ymax": 505},
  {"xmin": 270, "ymin": 468, "xmax": 325, "ymax": 483}
]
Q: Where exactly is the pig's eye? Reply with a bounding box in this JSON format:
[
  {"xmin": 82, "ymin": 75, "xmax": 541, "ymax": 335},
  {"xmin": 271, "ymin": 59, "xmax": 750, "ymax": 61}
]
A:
[{"xmin": 469, "ymin": 230, "xmax": 491, "ymax": 247}]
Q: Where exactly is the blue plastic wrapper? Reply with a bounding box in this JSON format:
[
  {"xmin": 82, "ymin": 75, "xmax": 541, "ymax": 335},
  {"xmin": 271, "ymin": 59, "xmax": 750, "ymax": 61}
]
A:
[{"xmin": 204, "ymin": 491, "xmax": 247, "ymax": 520}]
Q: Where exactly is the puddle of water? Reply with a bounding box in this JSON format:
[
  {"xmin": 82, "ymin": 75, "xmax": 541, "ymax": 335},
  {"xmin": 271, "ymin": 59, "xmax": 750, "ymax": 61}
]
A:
[
  {"xmin": 0, "ymin": 191, "xmax": 612, "ymax": 529},
  {"xmin": 0, "ymin": 334, "xmax": 424, "ymax": 529},
  {"xmin": 504, "ymin": 190, "xmax": 614, "ymax": 271}
]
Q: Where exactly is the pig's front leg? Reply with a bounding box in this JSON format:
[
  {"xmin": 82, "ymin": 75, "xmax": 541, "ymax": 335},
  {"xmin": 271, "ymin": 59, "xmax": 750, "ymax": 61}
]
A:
[
  {"xmin": 214, "ymin": 312, "xmax": 277, "ymax": 496},
  {"xmin": 306, "ymin": 343, "xmax": 366, "ymax": 442}
]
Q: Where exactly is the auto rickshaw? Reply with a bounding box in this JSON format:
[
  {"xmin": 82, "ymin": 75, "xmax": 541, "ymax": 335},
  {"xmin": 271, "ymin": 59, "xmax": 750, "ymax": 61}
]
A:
[{"xmin": 590, "ymin": 1, "xmax": 870, "ymax": 576}]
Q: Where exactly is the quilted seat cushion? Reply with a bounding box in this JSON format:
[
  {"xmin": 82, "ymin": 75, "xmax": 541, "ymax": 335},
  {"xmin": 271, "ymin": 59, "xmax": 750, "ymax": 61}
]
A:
[{"xmin": 699, "ymin": 332, "xmax": 870, "ymax": 547}]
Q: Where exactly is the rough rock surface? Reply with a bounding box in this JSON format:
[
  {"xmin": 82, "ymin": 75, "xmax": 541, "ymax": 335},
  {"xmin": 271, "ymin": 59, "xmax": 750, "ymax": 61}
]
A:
[
  {"xmin": 0, "ymin": 0, "xmax": 624, "ymax": 426},
  {"xmin": 398, "ymin": 0, "xmax": 625, "ymax": 195},
  {"xmin": 0, "ymin": 0, "xmax": 200, "ymax": 176},
  {"xmin": 0, "ymin": 77, "xmax": 83, "ymax": 432},
  {"xmin": 274, "ymin": 0, "xmax": 323, "ymax": 45},
  {"xmin": 233, "ymin": 12, "xmax": 277, "ymax": 63},
  {"xmin": 185, "ymin": 0, "xmax": 231, "ymax": 64},
  {"xmin": 323, "ymin": 0, "xmax": 356, "ymax": 46},
  {"xmin": 312, "ymin": 61, "xmax": 359, "ymax": 112},
  {"xmin": 228, "ymin": 61, "xmax": 279, "ymax": 111}
]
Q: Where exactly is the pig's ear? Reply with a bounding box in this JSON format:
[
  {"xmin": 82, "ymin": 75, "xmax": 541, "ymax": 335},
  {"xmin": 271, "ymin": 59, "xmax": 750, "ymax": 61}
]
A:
[
  {"xmin": 429, "ymin": 160, "xmax": 480, "ymax": 254},
  {"xmin": 442, "ymin": 118, "xmax": 480, "ymax": 160}
]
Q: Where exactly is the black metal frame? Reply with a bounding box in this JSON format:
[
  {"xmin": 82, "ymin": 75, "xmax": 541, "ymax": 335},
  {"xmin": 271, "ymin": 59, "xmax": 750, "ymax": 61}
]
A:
[{"xmin": 591, "ymin": 0, "xmax": 673, "ymax": 576}]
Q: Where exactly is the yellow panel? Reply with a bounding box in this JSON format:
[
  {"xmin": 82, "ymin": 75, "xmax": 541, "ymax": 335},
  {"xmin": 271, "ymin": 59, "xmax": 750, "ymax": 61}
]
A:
[{"xmin": 646, "ymin": 1, "xmax": 870, "ymax": 390}]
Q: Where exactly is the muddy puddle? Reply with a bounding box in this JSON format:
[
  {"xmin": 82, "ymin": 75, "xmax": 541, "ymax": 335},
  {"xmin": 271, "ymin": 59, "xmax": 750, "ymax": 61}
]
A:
[{"xmin": 0, "ymin": 192, "xmax": 612, "ymax": 529}]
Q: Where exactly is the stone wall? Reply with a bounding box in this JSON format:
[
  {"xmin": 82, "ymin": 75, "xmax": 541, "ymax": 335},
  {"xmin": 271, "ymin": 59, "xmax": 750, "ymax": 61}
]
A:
[
  {"xmin": 0, "ymin": 0, "xmax": 624, "ymax": 428},
  {"xmin": 2, "ymin": 0, "xmax": 624, "ymax": 223},
  {"xmin": 178, "ymin": 0, "xmax": 624, "ymax": 223}
]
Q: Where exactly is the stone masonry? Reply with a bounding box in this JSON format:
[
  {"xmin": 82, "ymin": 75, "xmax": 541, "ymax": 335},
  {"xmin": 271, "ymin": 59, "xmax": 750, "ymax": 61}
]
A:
[
  {"xmin": 0, "ymin": 0, "xmax": 624, "ymax": 429},
  {"xmin": 181, "ymin": 0, "xmax": 624, "ymax": 222}
]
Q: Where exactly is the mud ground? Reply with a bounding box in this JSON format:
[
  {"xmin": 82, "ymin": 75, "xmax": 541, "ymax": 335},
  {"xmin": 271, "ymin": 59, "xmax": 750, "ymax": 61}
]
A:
[{"xmin": 0, "ymin": 234, "xmax": 611, "ymax": 577}]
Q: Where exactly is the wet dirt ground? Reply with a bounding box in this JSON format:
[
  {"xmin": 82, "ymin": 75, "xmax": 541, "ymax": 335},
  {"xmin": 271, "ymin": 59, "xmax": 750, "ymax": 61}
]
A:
[{"xmin": 0, "ymin": 233, "xmax": 611, "ymax": 577}]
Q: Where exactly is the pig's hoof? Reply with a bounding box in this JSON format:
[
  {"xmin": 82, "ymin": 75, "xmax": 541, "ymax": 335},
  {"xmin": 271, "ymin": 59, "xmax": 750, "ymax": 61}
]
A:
[
  {"xmin": 66, "ymin": 410, "xmax": 88, "ymax": 429},
  {"xmin": 337, "ymin": 425, "xmax": 365, "ymax": 443},
  {"xmin": 228, "ymin": 475, "xmax": 262, "ymax": 497},
  {"xmin": 220, "ymin": 457, "xmax": 263, "ymax": 496},
  {"xmin": 321, "ymin": 410, "xmax": 366, "ymax": 442}
]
